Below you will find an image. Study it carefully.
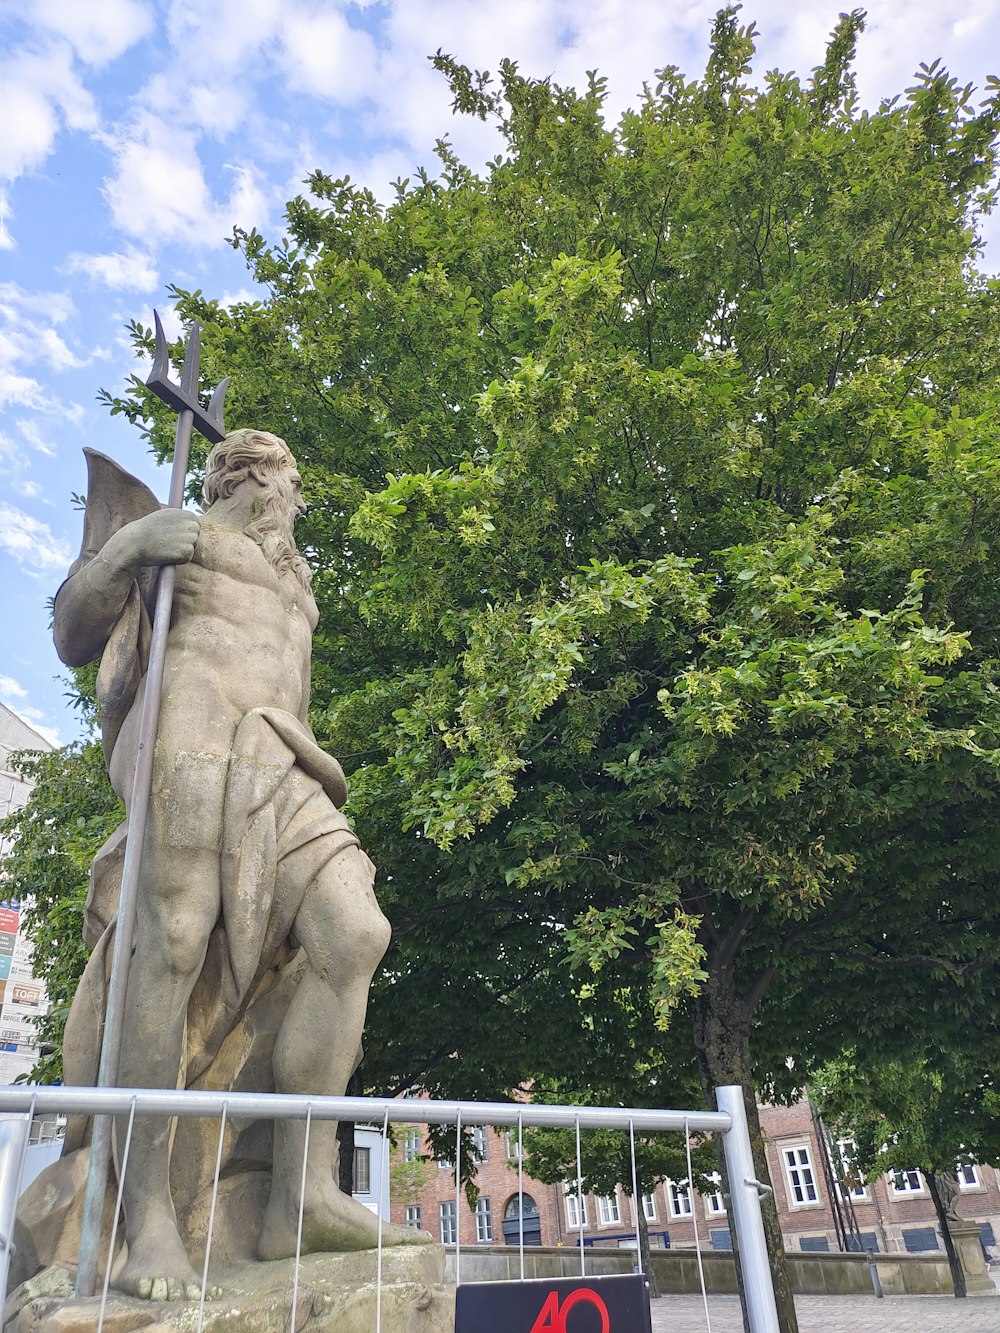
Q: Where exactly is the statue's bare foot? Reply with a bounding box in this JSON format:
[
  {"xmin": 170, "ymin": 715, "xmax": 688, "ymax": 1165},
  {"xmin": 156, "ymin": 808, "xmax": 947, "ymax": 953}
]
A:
[
  {"xmin": 259, "ymin": 1181, "xmax": 433, "ymax": 1260},
  {"xmin": 116, "ymin": 1228, "xmax": 221, "ymax": 1302}
]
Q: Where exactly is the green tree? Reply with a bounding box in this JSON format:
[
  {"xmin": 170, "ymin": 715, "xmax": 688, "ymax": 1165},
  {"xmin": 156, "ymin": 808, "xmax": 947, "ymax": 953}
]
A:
[
  {"xmin": 0, "ymin": 738, "xmax": 123, "ymax": 1083},
  {"xmin": 30, "ymin": 10, "xmax": 1000, "ymax": 1330},
  {"xmin": 813, "ymin": 1051, "xmax": 1000, "ymax": 1297}
]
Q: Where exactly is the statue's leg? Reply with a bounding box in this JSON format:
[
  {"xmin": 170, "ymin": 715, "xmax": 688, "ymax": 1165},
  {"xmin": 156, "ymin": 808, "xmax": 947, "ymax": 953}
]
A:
[
  {"xmin": 259, "ymin": 844, "xmax": 429, "ymax": 1258},
  {"xmin": 112, "ymin": 845, "xmax": 220, "ymax": 1301}
]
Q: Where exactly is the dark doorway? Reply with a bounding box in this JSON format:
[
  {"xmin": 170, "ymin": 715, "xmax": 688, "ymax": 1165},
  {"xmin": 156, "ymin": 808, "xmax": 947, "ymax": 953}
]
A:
[{"xmin": 502, "ymin": 1193, "xmax": 542, "ymax": 1246}]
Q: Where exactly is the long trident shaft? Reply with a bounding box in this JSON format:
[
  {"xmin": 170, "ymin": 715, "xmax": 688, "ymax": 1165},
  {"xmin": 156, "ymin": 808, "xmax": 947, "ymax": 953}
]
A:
[{"xmin": 76, "ymin": 316, "xmax": 229, "ymax": 1298}]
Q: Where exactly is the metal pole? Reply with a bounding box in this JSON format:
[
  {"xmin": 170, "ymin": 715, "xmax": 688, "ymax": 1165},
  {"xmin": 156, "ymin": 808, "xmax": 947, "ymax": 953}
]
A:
[
  {"xmin": 716, "ymin": 1085, "xmax": 780, "ymax": 1333},
  {"xmin": 0, "ymin": 1113, "xmax": 32, "ymax": 1307},
  {"xmin": 75, "ymin": 325, "xmax": 202, "ymax": 1298}
]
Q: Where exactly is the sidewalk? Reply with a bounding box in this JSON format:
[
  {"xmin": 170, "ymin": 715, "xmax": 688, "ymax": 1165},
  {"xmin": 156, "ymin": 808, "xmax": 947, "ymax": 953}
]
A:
[{"xmin": 649, "ymin": 1292, "xmax": 1000, "ymax": 1332}]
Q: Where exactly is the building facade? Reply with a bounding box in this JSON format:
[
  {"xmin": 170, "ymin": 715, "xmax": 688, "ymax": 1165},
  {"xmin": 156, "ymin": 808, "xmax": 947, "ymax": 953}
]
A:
[
  {"xmin": 0, "ymin": 703, "xmax": 55, "ymax": 1085},
  {"xmin": 386, "ymin": 1095, "xmax": 1000, "ymax": 1260}
]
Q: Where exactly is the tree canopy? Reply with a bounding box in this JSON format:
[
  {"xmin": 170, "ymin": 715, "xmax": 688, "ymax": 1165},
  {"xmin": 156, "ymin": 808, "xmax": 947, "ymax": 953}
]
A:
[{"xmin": 813, "ymin": 1049, "xmax": 1000, "ymax": 1296}]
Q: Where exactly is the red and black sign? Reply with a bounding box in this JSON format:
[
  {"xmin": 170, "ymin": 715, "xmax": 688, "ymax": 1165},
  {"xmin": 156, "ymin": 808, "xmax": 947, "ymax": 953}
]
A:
[{"xmin": 455, "ymin": 1274, "xmax": 651, "ymax": 1333}]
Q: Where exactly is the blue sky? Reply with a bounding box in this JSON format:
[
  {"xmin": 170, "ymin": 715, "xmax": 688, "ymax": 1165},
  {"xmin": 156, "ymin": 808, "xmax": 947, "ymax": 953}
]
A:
[{"xmin": 2, "ymin": 0, "xmax": 1000, "ymax": 748}]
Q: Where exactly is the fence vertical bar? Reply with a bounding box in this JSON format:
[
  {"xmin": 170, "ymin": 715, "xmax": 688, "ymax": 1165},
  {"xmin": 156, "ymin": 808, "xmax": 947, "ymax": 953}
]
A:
[
  {"xmin": 716, "ymin": 1085, "xmax": 779, "ymax": 1333},
  {"xmin": 376, "ymin": 1107, "xmax": 389, "ymax": 1333},
  {"xmin": 453, "ymin": 1109, "xmax": 462, "ymax": 1288},
  {"xmin": 197, "ymin": 1101, "xmax": 228, "ymax": 1333},
  {"xmin": 685, "ymin": 1115, "xmax": 713, "ymax": 1333},
  {"xmin": 98, "ymin": 1096, "xmax": 136, "ymax": 1332},
  {"xmin": 574, "ymin": 1115, "xmax": 585, "ymax": 1276},
  {"xmin": 516, "ymin": 1112, "xmax": 524, "ymax": 1281},
  {"xmin": 0, "ymin": 1104, "xmax": 33, "ymax": 1309},
  {"xmin": 627, "ymin": 1119, "xmax": 640, "ymax": 1270},
  {"xmin": 289, "ymin": 1104, "xmax": 312, "ymax": 1333}
]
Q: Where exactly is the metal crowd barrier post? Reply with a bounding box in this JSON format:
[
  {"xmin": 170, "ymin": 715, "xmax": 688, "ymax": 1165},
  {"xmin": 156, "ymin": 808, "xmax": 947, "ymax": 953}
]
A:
[{"xmin": 717, "ymin": 1084, "xmax": 781, "ymax": 1333}]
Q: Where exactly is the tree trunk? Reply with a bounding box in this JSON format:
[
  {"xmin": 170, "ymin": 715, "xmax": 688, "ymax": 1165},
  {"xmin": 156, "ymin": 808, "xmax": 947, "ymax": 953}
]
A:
[
  {"xmin": 692, "ymin": 962, "xmax": 799, "ymax": 1333},
  {"xmin": 927, "ymin": 1172, "xmax": 967, "ymax": 1298}
]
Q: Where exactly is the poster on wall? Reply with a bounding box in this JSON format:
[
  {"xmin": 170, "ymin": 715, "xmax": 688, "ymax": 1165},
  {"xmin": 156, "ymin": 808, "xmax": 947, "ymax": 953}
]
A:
[{"xmin": 0, "ymin": 900, "xmax": 45, "ymax": 1082}]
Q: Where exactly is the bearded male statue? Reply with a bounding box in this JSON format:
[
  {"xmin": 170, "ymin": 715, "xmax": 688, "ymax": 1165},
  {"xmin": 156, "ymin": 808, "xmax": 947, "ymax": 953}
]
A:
[{"xmin": 46, "ymin": 429, "xmax": 424, "ymax": 1301}]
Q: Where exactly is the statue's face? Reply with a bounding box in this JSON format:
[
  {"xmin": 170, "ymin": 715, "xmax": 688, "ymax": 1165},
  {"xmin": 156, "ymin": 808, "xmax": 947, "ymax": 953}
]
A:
[{"xmin": 274, "ymin": 464, "xmax": 306, "ymax": 523}]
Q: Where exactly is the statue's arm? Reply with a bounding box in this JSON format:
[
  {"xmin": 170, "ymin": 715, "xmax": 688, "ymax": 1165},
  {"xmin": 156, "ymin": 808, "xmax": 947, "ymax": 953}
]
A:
[{"xmin": 54, "ymin": 510, "xmax": 201, "ymax": 667}]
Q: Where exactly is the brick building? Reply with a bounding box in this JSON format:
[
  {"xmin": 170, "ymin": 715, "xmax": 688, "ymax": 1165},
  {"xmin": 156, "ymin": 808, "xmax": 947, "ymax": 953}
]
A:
[{"xmin": 385, "ymin": 1094, "xmax": 1000, "ymax": 1260}]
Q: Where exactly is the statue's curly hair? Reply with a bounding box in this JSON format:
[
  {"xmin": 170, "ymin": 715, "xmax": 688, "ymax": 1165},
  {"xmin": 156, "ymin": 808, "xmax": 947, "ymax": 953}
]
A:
[{"xmin": 203, "ymin": 429, "xmax": 295, "ymax": 506}]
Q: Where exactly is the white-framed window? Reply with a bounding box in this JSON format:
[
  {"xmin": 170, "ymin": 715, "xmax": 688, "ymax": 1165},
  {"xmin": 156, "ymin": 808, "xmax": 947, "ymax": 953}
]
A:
[
  {"xmin": 889, "ymin": 1168, "xmax": 924, "ymax": 1195},
  {"xmin": 475, "ymin": 1196, "xmax": 493, "ymax": 1242},
  {"xmin": 439, "ymin": 1200, "xmax": 457, "ymax": 1244},
  {"xmin": 472, "ymin": 1126, "xmax": 489, "ymax": 1162},
  {"xmin": 642, "ymin": 1193, "xmax": 657, "ymax": 1222},
  {"xmin": 597, "ymin": 1194, "xmax": 621, "ymax": 1225},
  {"xmin": 352, "ymin": 1146, "xmax": 371, "ymax": 1195},
  {"xmin": 438, "ymin": 1155, "xmax": 452, "ymax": 1170},
  {"xmin": 667, "ymin": 1180, "xmax": 693, "ymax": 1218},
  {"xmin": 404, "ymin": 1204, "xmax": 422, "ymax": 1229},
  {"xmin": 834, "ymin": 1139, "xmax": 868, "ymax": 1201},
  {"xmin": 505, "ymin": 1131, "xmax": 524, "ymax": 1160},
  {"xmin": 957, "ymin": 1162, "xmax": 980, "ymax": 1189},
  {"xmin": 402, "ymin": 1128, "xmax": 421, "ymax": 1163},
  {"xmin": 705, "ymin": 1173, "xmax": 726, "ymax": 1215},
  {"xmin": 782, "ymin": 1146, "xmax": 820, "ymax": 1206},
  {"xmin": 565, "ymin": 1192, "xmax": 587, "ymax": 1228}
]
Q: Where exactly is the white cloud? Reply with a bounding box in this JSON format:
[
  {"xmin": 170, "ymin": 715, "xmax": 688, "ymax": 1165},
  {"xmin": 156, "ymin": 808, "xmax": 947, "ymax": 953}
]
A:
[
  {"xmin": 218, "ymin": 288, "xmax": 260, "ymax": 310},
  {"xmin": 16, "ymin": 420, "xmax": 57, "ymax": 458},
  {"xmin": 0, "ymin": 503, "xmax": 72, "ymax": 574},
  {"xmin": 0, "ymin": 676, "xmax": 61, "ymax": 747},
  {"xmin": 0, "ymin": 675, "xmax": 28, "ymax": 701},
  {"xmin": 101, "ymin": 113, "xmax": 273, "ymax": 247},
  {"xmin": 0, "ymin": 371, "xmax": 46, "ymax": 413},
  {"xmin": 0, "ymin": 283, "xmax": 75, "ymax": 326},
  {"xmin": 63, "ymin": 247, "xmax": 159, "ymax": 293},
  {"xmin": 0, "ymin": 42, "xmax": 97, "ymax": 183},
  {"xmin": 278, "ymin": 9, "xmax": 379, "ymax": 103},
  {"xmin": 163, "ymin": 0, "xmax": 287, "ymax": 78},
  {"xmin": 29, "ymin": 0, "xmax": 154, "ymax": 66},
  {"xmin": 0, "ymin": 191, "xmax": 15, "ymax": 251}
]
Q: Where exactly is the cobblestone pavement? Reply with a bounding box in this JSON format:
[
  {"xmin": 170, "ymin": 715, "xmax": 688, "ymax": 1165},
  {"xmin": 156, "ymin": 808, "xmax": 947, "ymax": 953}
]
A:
[{"xmin": 648, "ymin": 1293, "xmax": 1000, "ymax": 1332}]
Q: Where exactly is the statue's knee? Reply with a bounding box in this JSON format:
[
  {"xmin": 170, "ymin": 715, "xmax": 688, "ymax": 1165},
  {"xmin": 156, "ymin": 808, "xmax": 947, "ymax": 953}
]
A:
[{"xmin": 348, "ymin": 901, "xmax": 391, "ymax": 977}]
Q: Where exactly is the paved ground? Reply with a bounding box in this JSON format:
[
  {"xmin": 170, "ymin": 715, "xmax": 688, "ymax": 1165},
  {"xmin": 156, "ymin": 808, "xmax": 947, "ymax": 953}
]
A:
[{"xmin": 648, "ymin": 1292, "xmax": 1000, "ymax": 1332}]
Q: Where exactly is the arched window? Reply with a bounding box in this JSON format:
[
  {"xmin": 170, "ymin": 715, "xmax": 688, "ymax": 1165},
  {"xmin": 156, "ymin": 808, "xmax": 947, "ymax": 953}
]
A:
[{"xmin": 502, "ymin": 1192, "xmax": 541, "ymax": 1246}]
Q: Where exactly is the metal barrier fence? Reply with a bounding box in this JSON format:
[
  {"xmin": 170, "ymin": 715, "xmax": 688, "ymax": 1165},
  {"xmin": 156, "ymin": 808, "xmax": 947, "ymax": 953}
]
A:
[{"xmin": 0, "ymin": 1084, "xmax": 779, "ymax": 1333}]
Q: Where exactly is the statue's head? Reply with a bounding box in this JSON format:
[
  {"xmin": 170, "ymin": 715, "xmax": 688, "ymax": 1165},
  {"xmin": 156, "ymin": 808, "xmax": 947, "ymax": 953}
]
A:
[
  {"xmin": 205, "ymin": 428, "xmax": 311, "ymax": 591},
  {"xmin": 203, "ymin": 429, "xmax": 297, "ymax": 506}
]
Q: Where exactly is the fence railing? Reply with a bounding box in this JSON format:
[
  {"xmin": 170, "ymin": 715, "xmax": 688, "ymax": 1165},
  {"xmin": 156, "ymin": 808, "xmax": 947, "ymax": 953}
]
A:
[{"xmin": 0, "ymin": 1084, "xmax": 780, "ymax": 1333}]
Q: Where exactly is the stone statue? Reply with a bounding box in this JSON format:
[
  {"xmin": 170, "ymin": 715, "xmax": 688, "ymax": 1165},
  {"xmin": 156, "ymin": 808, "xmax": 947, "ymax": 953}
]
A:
[{"xmin": 47, "ymin": 430, "xmax": 425, "ymax": 1301}]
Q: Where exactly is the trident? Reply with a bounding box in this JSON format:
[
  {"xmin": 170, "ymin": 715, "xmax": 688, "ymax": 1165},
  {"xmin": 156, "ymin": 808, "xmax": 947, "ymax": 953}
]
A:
[{"xmin": 76, "ymin": 314, "xmax": 230, "ymax": 1298}]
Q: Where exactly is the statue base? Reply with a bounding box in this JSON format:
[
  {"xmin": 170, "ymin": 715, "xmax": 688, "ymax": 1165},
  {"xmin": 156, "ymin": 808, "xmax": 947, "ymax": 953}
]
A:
[
  {"xmin": 4, "ymin": 1245, "xmax": 455, "ymax": 1333},
  {"xmin": 949, "ymin": 1221, "xmax": 996, "ymax": 1296}
]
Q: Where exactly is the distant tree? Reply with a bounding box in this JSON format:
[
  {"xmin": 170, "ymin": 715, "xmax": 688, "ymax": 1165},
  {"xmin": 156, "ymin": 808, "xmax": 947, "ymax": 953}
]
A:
[
  {"xmin": 0, "ymin": 737, "xmax": 122, "ymax": 1083},
  {"xmin": 813, "ymin": 1050, "xmax": 1000, "ymax": 1297}
]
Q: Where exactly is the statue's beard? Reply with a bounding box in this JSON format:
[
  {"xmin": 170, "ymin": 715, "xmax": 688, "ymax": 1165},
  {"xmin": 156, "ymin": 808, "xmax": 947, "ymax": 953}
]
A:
[{"xmin": 245, "ymin": 484, "xmax": 312, "ymax": 593}]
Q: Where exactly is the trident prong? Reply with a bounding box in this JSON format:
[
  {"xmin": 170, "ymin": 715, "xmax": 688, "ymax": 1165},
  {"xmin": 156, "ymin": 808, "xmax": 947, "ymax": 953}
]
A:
[{"xmin": 146, "ymin": 309, "xmax": 230, "ymax": 444}]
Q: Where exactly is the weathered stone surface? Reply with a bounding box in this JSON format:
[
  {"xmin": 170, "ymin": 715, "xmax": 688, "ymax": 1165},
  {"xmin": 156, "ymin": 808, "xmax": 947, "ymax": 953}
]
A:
[
  {"xmin": 6, "ymin": 1249, "xmax": 453, "ymax": 1333},
  {"xmin": 9, "ymin": 1150, "xmax": 118, "ymax": 1294},
  {"xmin": 29, "ymin": 431, "xmax": 430, "ymax": 1301},
  {"xmin": 950, "ymin": 1221, "xmax": 996, "ymax": 1296}
]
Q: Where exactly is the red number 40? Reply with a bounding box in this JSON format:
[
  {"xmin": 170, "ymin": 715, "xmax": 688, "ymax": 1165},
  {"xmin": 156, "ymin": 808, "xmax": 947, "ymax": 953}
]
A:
[{"xmin": 529, "ymin": 1287, "xmax": 611, "ymax": 1333}]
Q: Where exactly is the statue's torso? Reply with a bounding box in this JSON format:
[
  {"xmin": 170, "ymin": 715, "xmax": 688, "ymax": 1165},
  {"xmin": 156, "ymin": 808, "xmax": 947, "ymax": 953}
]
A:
[{"xmin": 108, "ymin": 524, "xmax": 319, "ymax": 843}]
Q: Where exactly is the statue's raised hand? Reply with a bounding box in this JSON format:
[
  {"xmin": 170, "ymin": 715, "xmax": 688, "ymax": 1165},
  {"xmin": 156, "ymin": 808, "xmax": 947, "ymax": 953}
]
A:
[{"xmin": 101, "ymin": 509, "xmax": 201, "ymax": 576}]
